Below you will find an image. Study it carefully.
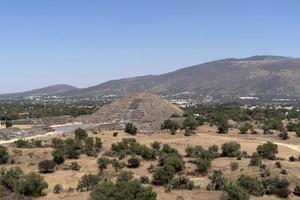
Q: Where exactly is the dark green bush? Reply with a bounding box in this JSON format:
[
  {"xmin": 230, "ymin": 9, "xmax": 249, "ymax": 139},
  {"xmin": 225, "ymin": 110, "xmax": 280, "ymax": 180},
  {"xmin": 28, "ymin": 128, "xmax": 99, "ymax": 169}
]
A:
[
  {"xmin": 256, "ymin": 142, "xmax": 278, "ymax": 160},
  {"xmin": 38, "ymin": 160, "xmax": 57, "ymax": 173},
  {"xmin": 116, "ymin": 171, "xmax": 133, "ymax": 183},
  {"xmin": 0, "ymin": 167, "xmax": 23, "ymax": 191},
  {"xmin": 249, "ymin": 153, "xmax": 262, "ymax": 166},
  {"xmin": 53, "ymin": 184, "xmax": 63, "ymax": 194},
  {"xmin": 221, "ymin": 183, "xmax": 249, "ymax": 200},
  {"xmin": 207, "ymin": 170, "xmax": 228, "ymax": 190},
  {"xmin": 97, "ymin": 157, "xmax": 110, "ymax": 173},
  {"xmin": 182, "ymin": 117, "xmax": 199, "ymax": 130},
  {"xmin": 294, "ymin": 185, "xmax": 300, "ymax": 196},
  {"xmin": 262, "ymin": 178, "xmax": 290, "ymax": 198},
  {"xmin": 195, "ymin": 158, "xmax": 211, "ymax": 174},
  {"xmin": 161, "ymin": 120, "xmax": 180, "ymax": 131},
  {"xmin": 74, "ymin": 128, "xmax": 88, "ymax": 140},
  {"xmin": 17, "ymin": 172, "xmax": 48, "ymax": 197},
  {"xmin": 152, "ymin": 165, "xmax": 176, "ymax": 186},
  {"xmin": 237, "ymin": 175, "xmax": 264, "ymax": 197},
  {"xmin": 169, "ymin": 176, "xmax": 194, "ymax": 190},
  {"xmin": 125, "ymin": 123, "xmax": 138, "ymax": 135},
  {"xmin": 77, "ymin": 174, "xmax": 101, "ymax": 192},
  {"xmin": 139, "ymin": 176, "xmax": 150, "ymax": 184},
  {"xmin": 221, "ymin": 142, "xmax": 241, "ymax": 157},
  {"xmin": 90, "ymin": 180, "xmax": 157, "ymax": 200},
  {"xmin": 0, "ymin": 145, "xmax": 9, "ymax": 164},
  {"xmin": 70, "ymin": 162, "xmax": 81, "ymax": 171},
  {"xmin": 127, "ymin": 156, "xmax": 141, "ymax": 168},
  {"xmin": 52, "ymin": 149, "xmax": 65, "ymax": 164}
]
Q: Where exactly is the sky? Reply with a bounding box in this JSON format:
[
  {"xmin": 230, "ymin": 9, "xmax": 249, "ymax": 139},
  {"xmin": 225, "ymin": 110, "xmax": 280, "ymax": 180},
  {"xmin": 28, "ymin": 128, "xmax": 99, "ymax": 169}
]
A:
[{"xmin": 0, "ymin": 0, "xmax": 299, "ymax": 93}]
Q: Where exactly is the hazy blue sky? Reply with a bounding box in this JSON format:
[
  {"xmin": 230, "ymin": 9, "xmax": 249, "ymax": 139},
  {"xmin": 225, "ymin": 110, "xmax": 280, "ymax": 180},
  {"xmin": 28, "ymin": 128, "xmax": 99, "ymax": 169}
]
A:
[{"xmin": 0, "ymin": 0, "xmax": 299, "ymax": 93}]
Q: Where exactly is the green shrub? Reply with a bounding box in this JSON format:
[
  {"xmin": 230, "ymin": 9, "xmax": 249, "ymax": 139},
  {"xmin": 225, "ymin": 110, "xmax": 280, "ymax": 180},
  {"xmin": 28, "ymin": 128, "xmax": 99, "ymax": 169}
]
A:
[
  {"xmin": 52, "ymin": 149, "xmax": 65, "ymax": 164},
  {"xmin": 127, "ymin": 156, "xmax": 141, "ymax": 168},
  {"xmin": 152, "ymin": 165, "xmax": 176, "ymax": 185},
  {"xmin": 53, "ymin": 184, "xmax": 63, "ymax": 194},
  {"xmin": 116, "ymin": 171, "xmax": 133, "ymax": 183},
  {"xmin": 217, "ymin": 119, "xmax": 229, "ymax": 134},
  {"xmin": 164, "ymin": 155, "xmax": 185, "ymax": 172},
  {"xmin": 97, "ymin": 157, "xmax": 110, "ymax": 173},
  {"xmin": 221, "ymin": 183, "xmax": 249, "ymax": 200},
  {"xmin": 52, "ymin": 138, "xmax": 64, "ymax": 150},
  {"xmin": 222, "ymin": 142, "xmax": 241, "ymax": 157},
  {"xmin": 74, "ymin": 128, "xmax": 88, "ymax": 140},
  {"xmin": 256, "ymin": 142, "xmax": 278, "ymax": 160},
  {"xmin": 90, "ymin": 180, "xmax": 157, "ymax": 200},
  {"xmin": 249, "ymin": 153, "xmax": 262, "ymax": 166},
  {"xmin": 237, "ymin": 175, "xmax": 264, "ymax": 197},
  {"xmin": 239, "ymin": 123, "xmax": 252, "ymax": 134},
  {"xmin": 0, "ymin": 145, "xmax": 9, "ymax": 164},
  {"xmin": 182, "ymin": 117, "xmax": 199, "ymax": 130},
  {"xmin": 169, "ymin": 176, "xmax": 194, "ymax": 190},
  {"xmin": 278, "ymin": 132, "xmax": 289, "ymax": 140},
  {"xmin": 111, "ymin": 159, "xmax": 125, "ymax": 171},
  {"xmin": 195, "ymin": 158, "xmax": 211, "ymax": 174},
  {"xmin": 17, "ymin": 172, "xmax": 48, "ymax": 197},
  {"xmin": 77, "ymin": 174, "xmax": 101, "ymax": 192},
  {"xmin": 161, "ymin": 120, "xmax": 180, "ymax": 131},
  {"xmin": 70, "ymin": 162, "xmax": 81, "ymax": 171},
  {"xmin": 38, "ymin": 160, "xmax": 57, "ymax": 173},
  {"xmin": 139, "ymin": 176, "xmax": 150, "ymax": 184},
  {"xmin": 230, "ymin": 162, "xmax": 239, "ymax": 171},
  {"xmin": 0, "ymin": 167, "xmax": 24, "ymax": 191},
  {"xmin": 125, "ymin": 123, "xmax": 138, "ymax": 135},
  {"xmin": 294, "ymin": 185, "xmax": 300, "ymax": 196},
  {"xmin": 151, "ymin": 141, "xmax": 161, "ymax": 151},
  {"xmin": 262, "ymin": 178, "xmax": 290, "ymax": 198},
  {"xmin": 275, "ymin": 161, "xmax": 282, "ymax": 168},
  {"xmin": 207, "ymin": 170, "xmax": 228, "ymax": 190}
]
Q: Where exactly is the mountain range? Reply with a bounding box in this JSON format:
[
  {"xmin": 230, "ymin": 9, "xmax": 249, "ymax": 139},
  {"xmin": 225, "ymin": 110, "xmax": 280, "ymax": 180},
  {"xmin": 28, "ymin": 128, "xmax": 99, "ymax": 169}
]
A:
[{"xmin": 2, "ymin": 55, "xmax": 300, "ymax": 101}]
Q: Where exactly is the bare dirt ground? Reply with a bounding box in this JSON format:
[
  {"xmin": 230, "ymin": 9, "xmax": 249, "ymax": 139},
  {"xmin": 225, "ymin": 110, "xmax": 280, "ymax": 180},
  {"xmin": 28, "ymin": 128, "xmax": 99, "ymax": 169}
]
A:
[{"xmin": 1, "ymin": 124, "xmax": 300, "ymax": 200}]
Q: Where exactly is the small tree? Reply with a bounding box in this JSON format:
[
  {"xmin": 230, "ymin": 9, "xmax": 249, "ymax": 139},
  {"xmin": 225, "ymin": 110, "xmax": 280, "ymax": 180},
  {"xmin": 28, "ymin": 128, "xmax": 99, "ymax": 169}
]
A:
[
  {"xmin": 5, "ymin": 120, "xmax": 13, "ymax": 128},
  {"xmin": 249, "ymin": 153, "xmax": 262, "ymax": 166},
  {"xmin": 0, "ymin": 145, "xmax": 9, "ymax": 164},
  {"xmin": 71, "ymin": 162, "xmax": 81, "ymax": 171},
  {"xmin": 52, "ymin": 149, "xmax": 65, "ymax": 164},
  {"xmin": 17, "ymin": 172, "xmax": 48, "ymax": 197},
  {"xmin": 152, "ymin": 165, "xmax": 175, "ymax": 186},
  {"xmin": 207, "ymin": 170, "xmax": 228, "ymax": 190},
  {"xmin": 97, "ymin": 157, "xmax": 110, "ymax": 174},
  {"xmin": 53, "ymin": 184, "xmax": 63, "ymax": 194},
  {"xmin": 222, "ymin": 142, "xmax": 241, "ymax": 157},
  {"xmin": 237, "ymin": 175, "xmax": 264, "ymax": 197},
  {"xmin": 74, "ymin": 128, "xmax": 88, "ymax": 140},
  {"xmin": 77, "ymin": 174, "xmax": 101, "ymax": 192},
  {"xmin": 278, "ymin": 132, "xmax": 289, "ymax": 140},
  {"xmin": 116, "ymin": 171, "xmax": 134, "ymax": 183},
  {"xmin": 195, "ymin": 158, "xmax": 211, "ymax": 174},
  {"xmin": 218, "ymin": 119, "xmax": 229, "ymax": 134},
  {"xmin": 127, "ymin": 156, "xmax": 141, "ymax": 168},
  {"xmin": 125, "ymin": 123, "xmax": 138, "ymax": 135},
  {"xmin": 230, "ymin": 162, "xmax": 239, "ymax": 171},
  {"xmin": 38, "ymin": 160, "xmax": 57, "ymax": 173},
  {"xmin": 221, "ymin": 183, "xmax": 249, "ymax": 200},
  {"xmin": 151, "ymin": 141, "xmax": 161, "ymax": 151},
  {"xmin": 294, "ymin": 185, "xmax": 300, "ymax": 197},
  {"xmin": 256, "ymin": 141, "xmax": 278, "ymax": 160}
]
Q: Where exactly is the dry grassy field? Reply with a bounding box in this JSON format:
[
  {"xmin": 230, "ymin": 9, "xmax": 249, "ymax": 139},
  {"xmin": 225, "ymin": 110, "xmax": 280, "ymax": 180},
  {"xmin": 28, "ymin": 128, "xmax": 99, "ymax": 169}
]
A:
[{"xmin": 1, "ymin": 124, "xmax": 300, "ymax": 200}]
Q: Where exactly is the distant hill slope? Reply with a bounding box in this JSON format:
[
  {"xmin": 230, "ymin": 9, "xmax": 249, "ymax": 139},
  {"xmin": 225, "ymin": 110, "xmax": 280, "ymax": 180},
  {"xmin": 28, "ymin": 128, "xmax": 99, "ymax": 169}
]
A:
[
  {"xmin": 64, "ymin": 55, "xmax": 300, "ymax": 99},
  {"xmin": 3, "ymin": 55, "xmax": 300, "ymax": 101},
  {"xmin": 0, "ymin": 84, "xmax": 78, "ymax": 97}
]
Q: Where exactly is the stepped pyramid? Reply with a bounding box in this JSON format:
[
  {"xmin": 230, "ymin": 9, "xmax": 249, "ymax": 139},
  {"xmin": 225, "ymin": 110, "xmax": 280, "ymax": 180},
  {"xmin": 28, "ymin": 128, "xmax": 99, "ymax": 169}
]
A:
[{"xmin": 80, "ymin": 92, "xmax": 183, "ymax": 132}]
